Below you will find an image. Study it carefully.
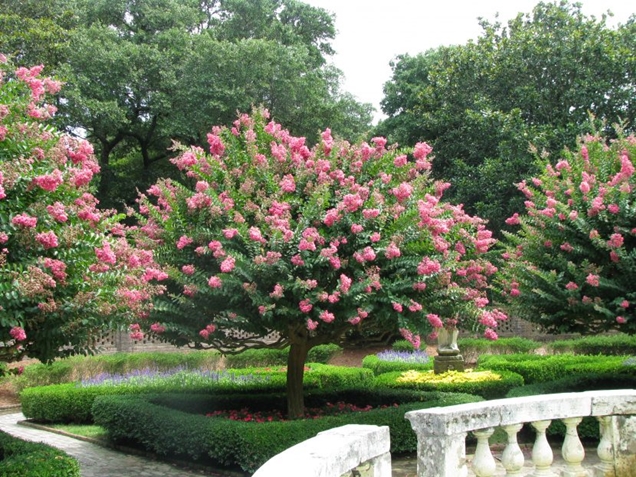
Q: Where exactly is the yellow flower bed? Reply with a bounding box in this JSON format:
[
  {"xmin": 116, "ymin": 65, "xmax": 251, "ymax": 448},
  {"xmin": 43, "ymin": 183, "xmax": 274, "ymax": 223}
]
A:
[{"xmin": 396, "ymin": 369, "xmax": 502, "ymax": 385}]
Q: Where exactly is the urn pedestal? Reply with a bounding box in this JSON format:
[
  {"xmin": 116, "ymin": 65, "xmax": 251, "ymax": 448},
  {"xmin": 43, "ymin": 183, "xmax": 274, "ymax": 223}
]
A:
[{"xmin": 433, "ymin": 327, "xmax": 464, "ymax": 374}]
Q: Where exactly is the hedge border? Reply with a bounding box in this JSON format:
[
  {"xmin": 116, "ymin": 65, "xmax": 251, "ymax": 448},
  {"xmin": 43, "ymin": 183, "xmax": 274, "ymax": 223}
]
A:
[{"xmin": 91, "ymin": 389, "xmax": 483, "ymax": 473}]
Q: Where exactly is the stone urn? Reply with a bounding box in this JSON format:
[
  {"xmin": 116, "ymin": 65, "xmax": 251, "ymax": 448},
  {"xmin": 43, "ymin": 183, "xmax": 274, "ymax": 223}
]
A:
[{"xmin": 433, "ymin": 326, "xmax": 465, "ymax": 374}]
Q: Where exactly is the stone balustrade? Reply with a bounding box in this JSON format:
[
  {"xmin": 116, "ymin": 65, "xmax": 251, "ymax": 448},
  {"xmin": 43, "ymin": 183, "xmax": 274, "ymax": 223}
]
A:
[
  {"xmin": 252, "ymin": 424, "xmax": 391, "ymax": 477},
  {"xmin": 406, "ymin": 389, "xmax": 636, "ymax": 477},
  {"xmin": 252, "ymin": 390, "xmax": 636, "ymax": 477}
]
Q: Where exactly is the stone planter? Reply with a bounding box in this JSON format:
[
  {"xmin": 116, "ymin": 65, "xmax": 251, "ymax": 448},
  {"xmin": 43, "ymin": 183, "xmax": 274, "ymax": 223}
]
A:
[{"xmin": 434, "ymin": 327, "xmax": 464, "ymax": 374}]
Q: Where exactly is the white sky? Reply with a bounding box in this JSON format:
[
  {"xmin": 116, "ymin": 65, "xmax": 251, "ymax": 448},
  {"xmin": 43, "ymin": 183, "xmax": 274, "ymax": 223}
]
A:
[{"xmin": 303, "ymin": 0, "xmax": 635, "ymax": 123}]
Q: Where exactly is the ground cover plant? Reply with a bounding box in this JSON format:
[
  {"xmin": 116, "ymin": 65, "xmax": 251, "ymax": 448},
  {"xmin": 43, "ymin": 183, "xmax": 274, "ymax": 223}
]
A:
[
  {"xmin": 0, "ymin": 430, "xmax": 80, "ymax": 477},
  {"xmin": 362, "ymin": 349, "xmax": 432, "ymax": 375},
  {"xmin": 374, "ymin": 368, "xmax": 524, "ymax": 400}
]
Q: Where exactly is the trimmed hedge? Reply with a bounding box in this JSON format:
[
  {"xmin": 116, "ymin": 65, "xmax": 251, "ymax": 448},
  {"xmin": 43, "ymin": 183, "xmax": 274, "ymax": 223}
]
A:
[
  {"xmin": 13, "ymin": 350, "xmax": 223, "ymax": 391},
  {"xmin": 362, "ymin": 354, "xmax": 433, "ymax": 375},
  {"xmin": 546, "ymin": 334, "xmax": 636, "ymax": 356},
  {"xmin": 373, "ymin": 369, "xmax": 524, "ymax": 400},
  {"xmin": 92, "ymin": 389, "xmax": 483, "ymax": 472},
  {"xmin": 224, "ymin": 344, "xmax": 341, "ymax": 368},
  {"xmin": 0, "ymin": 430, "xmax": 80, "ymax": 477},
  {"xmin": 20, "ymin": 364, "xmax": 373, "ymax": 423},
  {"xmin": 477, "ymin": 354, "xmax": 635, "ymax": 384},
  {"xmin": 458, "ymin": 337, "xmax": 540, "ymax": 363}
]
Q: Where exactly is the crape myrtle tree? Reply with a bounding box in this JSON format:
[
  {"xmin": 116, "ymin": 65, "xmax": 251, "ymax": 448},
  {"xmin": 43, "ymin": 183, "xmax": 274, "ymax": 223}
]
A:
[
  {"xmin": 129, "ymin": 109, "xmax": 507, "ymax": 418},
  {"xmin": 0, "ymin": 56, "xmax": 159, "ymax": 363},
  {"xmin": 496, "ymin": 129, "xmax": 636, "ymax": 335}
]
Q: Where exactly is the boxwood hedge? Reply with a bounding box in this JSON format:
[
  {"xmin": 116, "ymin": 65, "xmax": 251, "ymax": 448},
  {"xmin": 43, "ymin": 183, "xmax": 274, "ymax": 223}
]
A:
[
  {"xmin": 477, "ymin": 354, "xmax": 636, "ymax": 384},
  {"xmin": 0, "ymin": 431, "xmax": 80, "ymax": 477},
  {"xmin": 20, "ymin": 364, "xmax": 373, "ymax": 423},
  {"xmin": 91, "ymin": 389, "xmax": 483, "ymax": 473},
  {"xmin": 362, "ymin": 354, "xmax": 433, "ymax": 375}
]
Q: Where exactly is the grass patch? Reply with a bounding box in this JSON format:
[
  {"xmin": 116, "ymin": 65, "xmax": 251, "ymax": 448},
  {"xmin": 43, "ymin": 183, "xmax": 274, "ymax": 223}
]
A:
[{"xmin": 47, "ymin": 424, "xmax": 109, "ymax": 440}]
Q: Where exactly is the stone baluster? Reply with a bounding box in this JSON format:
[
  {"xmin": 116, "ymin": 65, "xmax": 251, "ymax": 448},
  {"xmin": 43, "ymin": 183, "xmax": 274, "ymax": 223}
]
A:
[
  {"xmin": 472, "ymin": 428, "xmax": 497, "ymax": 477},
  {"xmin": 501, "ymin": 423, "xmax": 525, "ymax": 475},
  {"xmin": 530, "ymin": 420, "xmax": 555, "ymax": 476},
  {"xmin": 595, "ymin": 416, "xmax": 615, "ymax": 477},
  {"xmin": 561, "ymin": 417, "xmax": 586, "ymax": 477}
]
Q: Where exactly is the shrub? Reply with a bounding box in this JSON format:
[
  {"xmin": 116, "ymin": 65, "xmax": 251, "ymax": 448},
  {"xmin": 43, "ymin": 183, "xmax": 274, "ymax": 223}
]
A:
[
  {"xmin": 0, "ymin": 430, "xmax": 80, "ymax": 477},
  {"xmin": 392, "ymin": 340, "xmax": 416, "ymax": 352},
  {"xmin": 373, "ymin": 369, "xmax": 524, "ymax": 400},
  {"xmin": 20, "ymin": 364, "xmax": 372, "ymax": 423},
  {"xmin": 224, "ymin": 344, "xmax": 341, "ymax": 368},
  {"xmin": 546, "ymin": 334, "xmax": 636, "ymax": 356},
  {"xmin": 13, "ymin": 350, "xmax": 223, "ymax": 391},
  {"xmin": 362, "ymin": 352, "xmax": 432, "ymax": 375},
  {"xmin": 91, "ymin": 390, "xmax": 483, "ymax": 472},
  {"xmin": 477, "ymin": 353, "xmax": 634, "ymax": 384},
  {"xmin": 458, "ymin": 337, "xmax": 540, "ymax": 363}
]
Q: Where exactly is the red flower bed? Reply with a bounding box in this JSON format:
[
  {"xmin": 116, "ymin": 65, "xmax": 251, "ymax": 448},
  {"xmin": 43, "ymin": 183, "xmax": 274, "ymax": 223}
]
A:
[{"xmin": 206, "ymin": 401, "xmax": 398, "ymax": 423}]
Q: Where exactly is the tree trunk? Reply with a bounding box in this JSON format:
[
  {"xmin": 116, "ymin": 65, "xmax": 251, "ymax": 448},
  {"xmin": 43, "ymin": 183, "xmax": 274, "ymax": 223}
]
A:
[{"xmin": 286, "ymin": 341, "xmax": 310, "ymax": 419}]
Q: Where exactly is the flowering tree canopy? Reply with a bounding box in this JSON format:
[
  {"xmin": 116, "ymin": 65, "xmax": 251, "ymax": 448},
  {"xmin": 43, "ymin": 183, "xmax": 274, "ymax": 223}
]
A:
[
  {"xmin": 497, "ymin": 131, "xmax": 636, "ymax": 335},
  {"xmin": 130, "ymin": 108, "xmax": 506, "ymax": 417},
  {"xmin": 0, "ymin": 56, "xmax": 154, "ymax": 363}
]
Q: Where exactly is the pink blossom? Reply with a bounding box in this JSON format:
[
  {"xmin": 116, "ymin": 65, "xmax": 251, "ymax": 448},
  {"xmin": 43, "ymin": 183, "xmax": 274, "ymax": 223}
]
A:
[
  {"xmin": 269, "ymin": 284, "xmax": 284, "ymax": 299},
  {"xmin": 10, "ymin": 326, "xmax": 27, "ymax": 341},
  {"xmin": 220, "ymin": 256, "xmax": 236, "ymax": 273},
  {"xmin": 95, "ymin": 241, "xmax": 116, "ymax": 264},
  {"xmin": 12, "ymin": 213, "xmax": 37, "ymax": 228},
  {"xmin": 176, "ymin": 235, "xmax": 193, "ymax": 250},
  {"xmin": 291, "ymin": 254, "xmax": 305, "ymax": 266},
  {"xmin": 385, "ymin": 242, "xmax": 401, "ymax": 259},
  {"xmin": 323, "ymin": 208, "xmax": 341, "ymax": 226},
  {"xmin": 280, "ymin": 174, "xmax": 296, "ymax": 192},
  {"xmin": 394, "ymin": 155, "xmax": 408, "ymax": 167},
  {"xmin": 362, "ymin": 208, "xmax": 380, "ymax": 219},
  {"xmin": 391, "ymin": 182, "xmax": 413, "ymax": 203},
  {"xmin": 413, "ymin": 142, "xmax": 433, "ymax": 160},
  {"xmin": 342, "ymin": 194, "xmax": 364, "ymax": 212},
  {"xmin": 586, "ymin": 274, "xmax": 600, "ymax": 287},
  {"xmin": 150, "ymin": 323, "xmax": 166, "ymax": 334},
  {"xmin": 351, "ymin": 224, "xmax": 364, "ymax": 234},
  {"xmin": 208, "ymin": 276, "xmax": 222, "ymax": 288},
  {"xmin": 223, "ymin": 228, "xmax": 239, "ymax": 239},
  {"xmin": 339, "ymin": 274, "xmax": 352, "ymax": 293},
  {"xmin": 329, "ymin": 256, "xmax": 341, "ymax": 269},
  {"xmin": 616, "ymin": 316, "xmax": 627, "ymax": 324},
  {"xmin": 299, "ymin": 299, "xmax": 313, "ymax": 313},
  {"xmin": 417, "ymin": 257, "xmax": 441, "ymax": 276},
  {"xmin": 611, "ymin": 251, "xmax": 620, "ymax": 263},
  {"xmin": 319, "ymin": 310, "xmax": 335, "ymax": 323},
  {"xmin": 408, "ymin": 300, "xmax": 422, "ymax": 312},
  {"xmin": 33, "ymin": 169, "xmax": 63, "ymax": 192},
  {"xmin": 370, "ymin": 232, "xmax": 381, "ymax": 243},
  {"xmin": 607, "ymin": 233, "xmax": 624, "ymax": 248},
  {"xmin": 560, "ymin": 243, "xmax": 574, "ymax": 252},
  {"xmin": 142, "ymin": 267, "xmax": 169, "ymax": 282},
  {"xmin": 622, "ymin": 300, "xmax": 630, "ymax": 308},
  {"xmin": 484, "ymin": 328, "xmax": 498, "ymax": 340},
  {"xmin": 248, "ymin": 227, "xmax": 265, "ymax": 243},
  {"xmin": 183, "ymin": 284, "xmax": 198, "ymax": 297},
  {"xmin": 361, "ymin": 246, "xmax": 376, "ymax": 261},
  {"xmin": 579, "ymin": 181, "xmax": 591, "ymax": 194},
  {"xmin": 509, "ymin": 288, "xmax": 520, "ymax": 297},
  {"xmin": 182, "ymin": 264, "xmax": 195, "ymax": 275},
  {"xmin": 36, "ymin": 231, "xmax": 58, "ymax": 249},
  {"xmin": 392, "ymin": 302, "xmax": 403, "ymax": 313},
  {"xmin": 565, "ymin": 282, "xmax": 579, "ymax": 291},
  {"xmin": 608, "ymin": 204, "xmax": 620, "ymax": 214},
  {"xmin": 307, "ymin": 319, "xmax": 318, "ymax": 331},
  {"xmin": 46, "ymin": 202, "xmax": 68, "ymax": 222},
  {"xmin": 413, "ymin": 282, "xmax": 427, "ymax": 291}
]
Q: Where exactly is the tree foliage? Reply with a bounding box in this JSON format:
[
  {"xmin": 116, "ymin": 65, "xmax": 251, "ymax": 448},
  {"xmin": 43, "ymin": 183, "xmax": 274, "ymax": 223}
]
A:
[
  {"xmin": 377, "ymin": 1, "xmax": 636, "ymax": 234},
  {"xmin": 129, "ymin": 109, "xmax": 506, "ymax": 417},
  {"xmin": 0, "ymin": 57, "xmax": 154, "ymax": 363},
  {"xmin": 496, "ymin": 130, "xmax": 636, "ymax": 335},
  {"xmin": 0, "ymin": 0, "xmax": 373, "ymax": 209}
]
